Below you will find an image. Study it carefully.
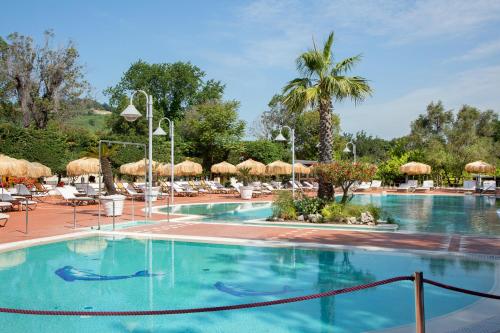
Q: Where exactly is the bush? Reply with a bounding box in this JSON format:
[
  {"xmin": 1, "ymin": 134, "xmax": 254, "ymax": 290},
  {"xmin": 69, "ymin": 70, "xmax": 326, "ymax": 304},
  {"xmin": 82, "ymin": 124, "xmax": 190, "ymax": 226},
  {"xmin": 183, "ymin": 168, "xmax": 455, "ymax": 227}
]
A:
[
  {"xmin": 294, "ymin": 196, "xmax": 325, "ymax": 216},
  {"xmin": 321, "ymin": 202, "xmax": 382, "ymax": 222},
  {"xmin": 272, "ymin": 190, "xmax": 297, "ymax": 220}
]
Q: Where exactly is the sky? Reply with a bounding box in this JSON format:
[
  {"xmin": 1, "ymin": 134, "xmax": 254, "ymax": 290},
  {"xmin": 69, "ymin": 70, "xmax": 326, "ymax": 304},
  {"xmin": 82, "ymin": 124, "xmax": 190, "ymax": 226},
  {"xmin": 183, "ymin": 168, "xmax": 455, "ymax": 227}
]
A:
[{"xmin": 2, "ymin": 0, "xmax": 500, "ymax": 139}]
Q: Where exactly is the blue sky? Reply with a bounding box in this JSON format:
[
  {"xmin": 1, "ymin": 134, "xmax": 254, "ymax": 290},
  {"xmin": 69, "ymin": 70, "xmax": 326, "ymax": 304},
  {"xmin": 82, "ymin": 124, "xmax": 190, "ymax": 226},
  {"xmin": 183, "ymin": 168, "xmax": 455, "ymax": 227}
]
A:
[{"xmin": 2, "ymin": 0, "xmax": 500, "ymax": 138}]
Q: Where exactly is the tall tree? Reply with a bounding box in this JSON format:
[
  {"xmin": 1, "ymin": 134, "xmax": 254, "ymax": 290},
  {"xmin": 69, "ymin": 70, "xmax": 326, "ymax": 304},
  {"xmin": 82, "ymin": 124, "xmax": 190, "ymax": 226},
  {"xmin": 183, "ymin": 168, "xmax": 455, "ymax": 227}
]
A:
[
  {"xmin": 0, "ymin": 31, "xmax": 88, "ymax": 128},
  {"xmin": 105, "ymin": 60, "xmax": 225, "ymax": 136},
  {"xmin": 283, "ymin": 32, "xmax": 371, "ymax": 199}
]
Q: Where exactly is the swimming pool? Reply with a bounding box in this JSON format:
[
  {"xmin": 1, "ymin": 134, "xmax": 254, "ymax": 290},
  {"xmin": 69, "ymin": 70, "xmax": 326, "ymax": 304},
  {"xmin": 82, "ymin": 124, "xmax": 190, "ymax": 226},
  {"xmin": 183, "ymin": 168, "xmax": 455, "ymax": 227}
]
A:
[
  {"xmin": 0, "ymin": 236, "xmax": 497, "ymax": 332},
  {"xmin": 161, "ymin": 195, "xmax": 500, "ymax": 236}
]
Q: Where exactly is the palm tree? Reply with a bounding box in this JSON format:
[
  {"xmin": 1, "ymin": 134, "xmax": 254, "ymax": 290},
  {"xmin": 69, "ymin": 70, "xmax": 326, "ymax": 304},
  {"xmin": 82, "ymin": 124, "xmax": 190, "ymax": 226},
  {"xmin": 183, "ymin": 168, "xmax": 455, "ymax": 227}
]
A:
[
  {"xmin": 283, "ymin": 32, "xmax": 372, "ymax": 199},
  {"xmin": 86, "ymin": 145, "xmax": 118, "ymax": 195}
]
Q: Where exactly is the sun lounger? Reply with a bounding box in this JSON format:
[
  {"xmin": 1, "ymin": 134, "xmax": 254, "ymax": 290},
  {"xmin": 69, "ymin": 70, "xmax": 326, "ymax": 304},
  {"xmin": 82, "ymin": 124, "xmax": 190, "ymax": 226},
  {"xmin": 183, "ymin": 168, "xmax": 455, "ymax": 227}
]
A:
[
  {"xmin": 57, "ymin": 186, "xmax": 95, "ymax": 205},
  {"xmin": 481, "ymin": 180, "xmax": 496, "ymax": 194},
  {"xmin": 371, "ymin": 180, "xmax": 382, "ymax": 189},
  {"xmin": 14, "ymin": 184, "xmax": 33, "ymax": 199},
  {"xmin": 356, "ymin": 182, "xmax": 371, "ymax": 191},
  {"xmin": 397, "ymin": 183, "xmax": 411, "ymax": 192},
  {"xmin": 0, "ymin": 202, "xmax": 12, "ymax": 212},
  {"xmin": 173, "ymin": 183, "xmax": 198, "ymax": 197},
  {"xmin": 415, "ymin": 180, "xmax": 434, "ymax": 192},
  {"xmin": 0, "ymin": 213, "xmax": 9, "ymax": 227},
  {"xmin": 460, "ymin": 180, "xmax": 476, "ymax": 193},
  {"xmin": 407, "ymin": 180, "xmax": 418, "ymax": 189},
  {"xmin": 75, "ymin": 183, "xmax": 99, "ymax": 198},
  {"xmin": 0, "ymin": 193, "xmax": 37, "ymax": 210}
]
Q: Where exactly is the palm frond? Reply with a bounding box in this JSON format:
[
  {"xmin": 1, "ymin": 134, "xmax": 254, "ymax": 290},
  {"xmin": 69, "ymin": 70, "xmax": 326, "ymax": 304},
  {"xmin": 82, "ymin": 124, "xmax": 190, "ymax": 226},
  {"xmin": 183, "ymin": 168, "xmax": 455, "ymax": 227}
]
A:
[
  {"xmin": 323, "ymin": 32, "xmax": 334, "ymax": 60},
  {"xmin": 332, "ymin": 54, "xmax": 362, "ymax": 75},
  {"xmin": 282, "ymin": 77, "xmax": 311, "ymax": 94},
  {"xmin": 283, "ymin": 80, "xmax": 319, "ymax": 113},
  {"xmin": 296, "ymin": 50, "xmax": 327, "ymax": 77},
  {"xmin": 323, "ymin": 75, "xmax": 372, "ymax": 104}
]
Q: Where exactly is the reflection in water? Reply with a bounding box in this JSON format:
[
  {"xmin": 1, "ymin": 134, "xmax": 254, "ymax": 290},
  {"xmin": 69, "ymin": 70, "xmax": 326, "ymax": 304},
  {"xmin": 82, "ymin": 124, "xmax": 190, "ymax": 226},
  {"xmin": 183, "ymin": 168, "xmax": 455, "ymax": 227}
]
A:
[
  {"xmin": 66, "ymin": 238, "xmax": 108, "ymax": 255},
  {"xmin": 0, "ymin": 249, "xmax": 26, "ymax": 270}
]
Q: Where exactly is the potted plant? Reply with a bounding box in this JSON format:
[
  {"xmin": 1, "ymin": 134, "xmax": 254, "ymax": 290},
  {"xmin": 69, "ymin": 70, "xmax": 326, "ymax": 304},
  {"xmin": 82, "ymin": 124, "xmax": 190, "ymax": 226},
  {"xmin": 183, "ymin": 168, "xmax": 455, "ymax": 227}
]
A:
[{"xmin": 238, "ymin": 167, "xmax": 253, "ymax": 200}]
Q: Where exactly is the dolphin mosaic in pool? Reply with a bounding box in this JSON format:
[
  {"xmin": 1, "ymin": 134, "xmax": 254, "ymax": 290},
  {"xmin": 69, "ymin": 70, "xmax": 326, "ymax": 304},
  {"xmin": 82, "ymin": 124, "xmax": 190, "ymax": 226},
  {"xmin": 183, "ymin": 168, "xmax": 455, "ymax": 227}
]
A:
[
  {"xmin": 214, "ymin": 281, "xmax": 297, "ymax": 297},
  {"xmin": 55, "ymin": 266, "xmax": 163, "ymax": 282}
]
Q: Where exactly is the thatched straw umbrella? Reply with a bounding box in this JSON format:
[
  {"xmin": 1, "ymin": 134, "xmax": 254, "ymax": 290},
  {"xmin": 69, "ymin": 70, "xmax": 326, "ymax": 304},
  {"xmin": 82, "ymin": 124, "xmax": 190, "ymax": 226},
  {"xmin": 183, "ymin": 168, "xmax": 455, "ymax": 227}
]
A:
[
  {"xmin": 399, "ymin": 162, "xmax": 431, "ymax": 175},
  {"xmin": 0, "ymin": 154, "xmax": 28, "ymax": 177},
  {"xmin": 294, "ymin": 163, "xmax": 310, "ymax": 175},
  {"xmin": 174, "ymin": 160, "xmax": 203, "ymax": 177},
  {"xmin": 67, "ymin": 157, "xmax": 100, "ymax": 176},
  {"xmin": 31, "ymin": 162, "xmax": 52, "ymax": 178},
  {"xmin": 236, "ymin": 159, "xmax": 266, "ymax": 176},
  {"xmin": 120, "ymin": 159, "xmax": 158, "ymax": 176},
  {"xmin": 266, "ymin": 160, "xmax": 292, "ymax": 175},
  {"xmin": 211, "ymin": 161, "xmax": 237, "ymax": 175},
  {"xmin": 157, "ymin": 163, "xmax": 176, "ymax": 177},
  {"xmin": 465, "ymin": 160, "xmax": 496, "ymax": 174}
]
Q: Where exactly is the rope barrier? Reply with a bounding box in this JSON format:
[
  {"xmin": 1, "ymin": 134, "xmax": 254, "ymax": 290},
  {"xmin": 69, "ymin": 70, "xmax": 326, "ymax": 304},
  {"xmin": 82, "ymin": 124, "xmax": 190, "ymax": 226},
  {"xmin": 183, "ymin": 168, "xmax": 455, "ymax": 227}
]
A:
[
  {"xmin": 423, "ymin": 278, "xmax": 500, "ymax": 300},
  {"xmin": 0, "ymin": 276, "xmax": 413, "ymax": 316},
  {"xmin": 0, "ymin": 274, "xmax": 498, "ymax": 317}
]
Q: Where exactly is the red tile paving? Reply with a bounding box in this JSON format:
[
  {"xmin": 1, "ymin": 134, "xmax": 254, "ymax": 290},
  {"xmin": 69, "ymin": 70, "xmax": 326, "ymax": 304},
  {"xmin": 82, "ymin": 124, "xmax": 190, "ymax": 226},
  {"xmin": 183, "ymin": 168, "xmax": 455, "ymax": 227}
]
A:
[{"xmin": 1, "ymin": 192, "xmax": 499, "ymax": 257}]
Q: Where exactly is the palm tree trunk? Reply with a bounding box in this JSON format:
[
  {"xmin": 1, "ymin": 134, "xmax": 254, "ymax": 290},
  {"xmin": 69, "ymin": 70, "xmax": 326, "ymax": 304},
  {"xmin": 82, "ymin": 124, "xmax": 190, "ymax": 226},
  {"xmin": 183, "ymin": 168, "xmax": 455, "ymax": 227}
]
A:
[
  {"xmin": 318, "ymin": 98, "xmax": 334, "ymax": 200},
  {"xmin": 100, "ymin": 157, "xmax": 117, "ymax": 195}
]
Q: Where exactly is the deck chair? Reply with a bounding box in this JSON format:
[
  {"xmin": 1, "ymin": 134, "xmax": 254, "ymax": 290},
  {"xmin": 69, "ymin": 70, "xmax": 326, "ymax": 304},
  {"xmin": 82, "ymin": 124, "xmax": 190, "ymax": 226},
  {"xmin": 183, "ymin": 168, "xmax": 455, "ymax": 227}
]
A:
[
  {"xmin": 481, "ymin": 180, "xmax": 496, "ymax": 194},
  {"xmin": 356, "ymin": 182, "xmax": 372, "ymax": 191},
  {"xmin": 14, "ymin": 184, "xmax": 33, "ymax": 199},
  {"xmin": 0, "ymin": 213, "xmax": 9, "ymax": 227},
  {"xmin": 461, "ymin": 180, "xmax": 476, "ymax": 193},
  {"xmin": 0, "ymin": 193, "xmax": 37, "ymax": 211},
  {"xmin": 173, "ymin": 183, "xmax": 198, "ymax": 197},
  {"xmin": 397, "ymin": 183, "xmax": 411, "ymax": 192},
  {"xmin": 57, "ymin": 186, "xmax": 95, "ymax": 206},
  {"xmin": 415, "ymin": 180, "xmax": 433, "ymax": 192},
  {"xmin": 370, "ymin": 180, "xmax": 382, "ymax": 189},
  {"xmin": 407, "ymin": 180, "xmax": 418, "ymax": 189},
  {"xmin": 75, "ymin": 183, "xmax": 98, "ymax": 198}
]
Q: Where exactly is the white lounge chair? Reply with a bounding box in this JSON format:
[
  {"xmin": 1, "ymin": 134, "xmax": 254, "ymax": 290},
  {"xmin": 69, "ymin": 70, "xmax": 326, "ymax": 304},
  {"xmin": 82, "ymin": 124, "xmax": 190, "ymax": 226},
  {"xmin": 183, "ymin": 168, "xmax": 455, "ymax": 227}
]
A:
[
  {"xmin": 0, "ymin": 193, "xmax": 37, "ymax": 210},
  {"xmin": 397, "ymin": 183, "xmax": 411, "ymax": 192},
  {"xmin": 407, "ymin": 180, "xmax": 418, "ymax": 189},
  {"xmin": 461, "ymin": 180, "xmax": 476, "ymax": 193},
  {"xmin": 481, "ymin": 180, "xmax": 496, "ymax": 194},
  {"xmin": 57, "ymin": 186, "xmax": 95, "ymax": 205},
  {"xmin": 0, "ymin": 213, "xmax": 9, "ymax": 227},
  {"xmin": 371, "ymin": 180, "xmax": 382, "ymax": 189},
  {"xmin": 356, "ymin": 182, "xmax": 371, "ymax": 191},
  {"xmin": 415, "ymin": 180, "xmax": 434, "ymax": 192}
]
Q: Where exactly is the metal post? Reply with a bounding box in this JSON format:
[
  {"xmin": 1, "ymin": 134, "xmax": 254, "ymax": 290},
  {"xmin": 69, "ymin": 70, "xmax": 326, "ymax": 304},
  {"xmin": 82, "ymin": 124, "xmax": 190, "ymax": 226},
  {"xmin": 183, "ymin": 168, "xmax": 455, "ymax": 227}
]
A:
[
  {"xmin": 112, "ymin": 200, "xmax": 116, "ymax": 231},
  {"xmin": 73, "ymin": 203, "xmax": 76, "ymax": 229},
  {"xmin": 98, "ymin": 140, "xmax": 102, "ymax": 230},
  {"xmin": 147, "ymin": 94, "xmax": 153, "ymax": 218},
  {"xmin": 414, "ymin": 271, "xmax": 425, "ymax": 333},
  {"xmin": 131, "ymin": 194, "xmax": 135, "ymax": 222},
  {"xmin": 291, "ymin": 128, "xmax": 295, "ymax": 198},
  {"xmin": 25, "ymin": 197, "xmax": 29, "ymax": 234},
  {"xmin": 170, "ymin": 121, "xmax": 175, "ymax": 205}
]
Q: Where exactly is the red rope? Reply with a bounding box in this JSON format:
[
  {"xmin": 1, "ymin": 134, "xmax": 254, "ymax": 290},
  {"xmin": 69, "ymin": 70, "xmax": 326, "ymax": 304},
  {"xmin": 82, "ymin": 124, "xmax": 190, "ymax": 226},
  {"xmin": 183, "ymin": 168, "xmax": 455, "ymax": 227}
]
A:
[
  {"xmin": 423, "ymin": 278, "xmax": 500, "ymax": 300},
  {"xmin": 0, "ymin": 276, "xmax": 413, "ymax": 316}
]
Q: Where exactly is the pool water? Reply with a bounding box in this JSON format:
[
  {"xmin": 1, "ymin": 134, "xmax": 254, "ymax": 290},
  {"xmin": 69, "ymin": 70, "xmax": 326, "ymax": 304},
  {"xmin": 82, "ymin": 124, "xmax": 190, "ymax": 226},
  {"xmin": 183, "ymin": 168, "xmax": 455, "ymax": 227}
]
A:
[
  {"xmin": 162, "ymin": 195, "xmax": 500, "ymax": 236},
  {"xmin": 0, "ymin": 236, "xmax": 496, "ymax": 332}
]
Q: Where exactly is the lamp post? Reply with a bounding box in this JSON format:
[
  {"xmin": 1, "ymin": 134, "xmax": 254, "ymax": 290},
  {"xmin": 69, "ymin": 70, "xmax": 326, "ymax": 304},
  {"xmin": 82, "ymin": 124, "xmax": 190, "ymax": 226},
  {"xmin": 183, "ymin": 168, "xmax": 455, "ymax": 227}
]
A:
[
  {"xmin": 275, "ymin": 126, "xmax": 295, "ymax": 198},
  {"xmin": 343, "ymin": 141, "xmax": 357, "ymax": 162},
  {"xmin": 153, "ymin": 117, "xmax": 175, "ymax": 205},
  {"xmin": 120, "ymin": 90, "xmax": 154, "ymax": 217}
]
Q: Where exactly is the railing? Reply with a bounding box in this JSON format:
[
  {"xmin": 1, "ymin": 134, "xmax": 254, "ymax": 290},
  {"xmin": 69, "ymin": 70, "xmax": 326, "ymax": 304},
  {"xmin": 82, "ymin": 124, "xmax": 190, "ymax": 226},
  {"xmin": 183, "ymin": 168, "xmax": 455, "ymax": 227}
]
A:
[{"xmin": 0, "ymin": 272, "xmax": 498, "ymax": 333}]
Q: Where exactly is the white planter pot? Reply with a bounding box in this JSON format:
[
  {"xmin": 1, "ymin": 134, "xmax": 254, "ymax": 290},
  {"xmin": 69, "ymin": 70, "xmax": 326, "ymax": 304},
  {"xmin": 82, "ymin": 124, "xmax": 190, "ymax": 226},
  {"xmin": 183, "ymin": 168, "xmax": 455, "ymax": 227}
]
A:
[
  {"xmin": 101, "ymin": 195, "xmax": 126, "ymax": 216},
  {"xmin": 240, "ymin": 186, "xmax": 253, "ymax": 200}
]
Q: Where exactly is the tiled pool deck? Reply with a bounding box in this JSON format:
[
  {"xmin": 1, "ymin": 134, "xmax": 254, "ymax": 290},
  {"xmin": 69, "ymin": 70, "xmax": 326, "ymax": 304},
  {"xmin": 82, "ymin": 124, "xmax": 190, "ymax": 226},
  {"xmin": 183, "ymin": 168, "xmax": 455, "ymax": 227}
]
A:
[{"xmin": 0, "ymin": 192, "xmax": 499, "ymax": 257}]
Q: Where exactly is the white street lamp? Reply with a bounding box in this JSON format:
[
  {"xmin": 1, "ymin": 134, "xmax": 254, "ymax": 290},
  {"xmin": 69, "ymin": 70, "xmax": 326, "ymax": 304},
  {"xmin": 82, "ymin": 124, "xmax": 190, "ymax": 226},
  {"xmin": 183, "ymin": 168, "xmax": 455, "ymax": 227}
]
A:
[
  {"xmin": 153, "ymin": 117, "xmax": 175, "ymax": 205},
  {"xmin": 344, "ymin": 141, "xmax": 357, "ymax": 162},
  {"xmin": 121, "ymin": 90, "xmax": 154, "ymax": 217},
  {"xmin": 275, "ymin": 126, "xmax": 296, "ymax": 198}
]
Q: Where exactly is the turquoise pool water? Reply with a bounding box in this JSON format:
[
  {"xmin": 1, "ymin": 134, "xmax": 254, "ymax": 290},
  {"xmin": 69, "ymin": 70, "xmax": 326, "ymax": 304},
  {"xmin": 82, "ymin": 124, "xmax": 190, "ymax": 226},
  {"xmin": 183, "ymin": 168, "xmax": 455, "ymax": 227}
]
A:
[
  {"xmin": 0, "ymin": 236, "xmax": 496, "ymax": 332},
  {"xmin": 162, "ymin": 195, "xmax": 500, "ymax": 236}
]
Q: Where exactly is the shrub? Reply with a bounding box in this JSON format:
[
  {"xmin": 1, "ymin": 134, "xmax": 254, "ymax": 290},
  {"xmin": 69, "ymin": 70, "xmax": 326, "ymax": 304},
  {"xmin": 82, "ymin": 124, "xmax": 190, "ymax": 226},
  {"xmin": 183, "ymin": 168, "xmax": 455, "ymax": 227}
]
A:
[
  {"xmin": 366, "ymin": 204, "xmax": 381, "ymax": 221},
  {"xmin": 321, "ymin": 202, "xmax": 345, "ymax": 221},
  {"xmin": 294, "ymin": 196, "xmax": 325, "ymax": 216},
  {"xmin": 272, "ymin": 190, "xmax": 297, "ymax": 220}
]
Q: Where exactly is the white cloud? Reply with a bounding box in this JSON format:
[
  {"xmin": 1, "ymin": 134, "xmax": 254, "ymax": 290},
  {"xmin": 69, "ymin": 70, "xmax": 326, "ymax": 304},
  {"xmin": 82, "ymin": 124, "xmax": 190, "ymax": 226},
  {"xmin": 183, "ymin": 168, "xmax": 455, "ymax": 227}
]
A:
[
  {"xmin": 325, "ymin": 0, "xmax": 500, "ymax": 43},
  {"xmin": 450, "ymin": 39, "xmax": 500, "ymax": 61},
  {"xmin": 338, "ymin": 65, "xmax": 500, "ymax": 138}
]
